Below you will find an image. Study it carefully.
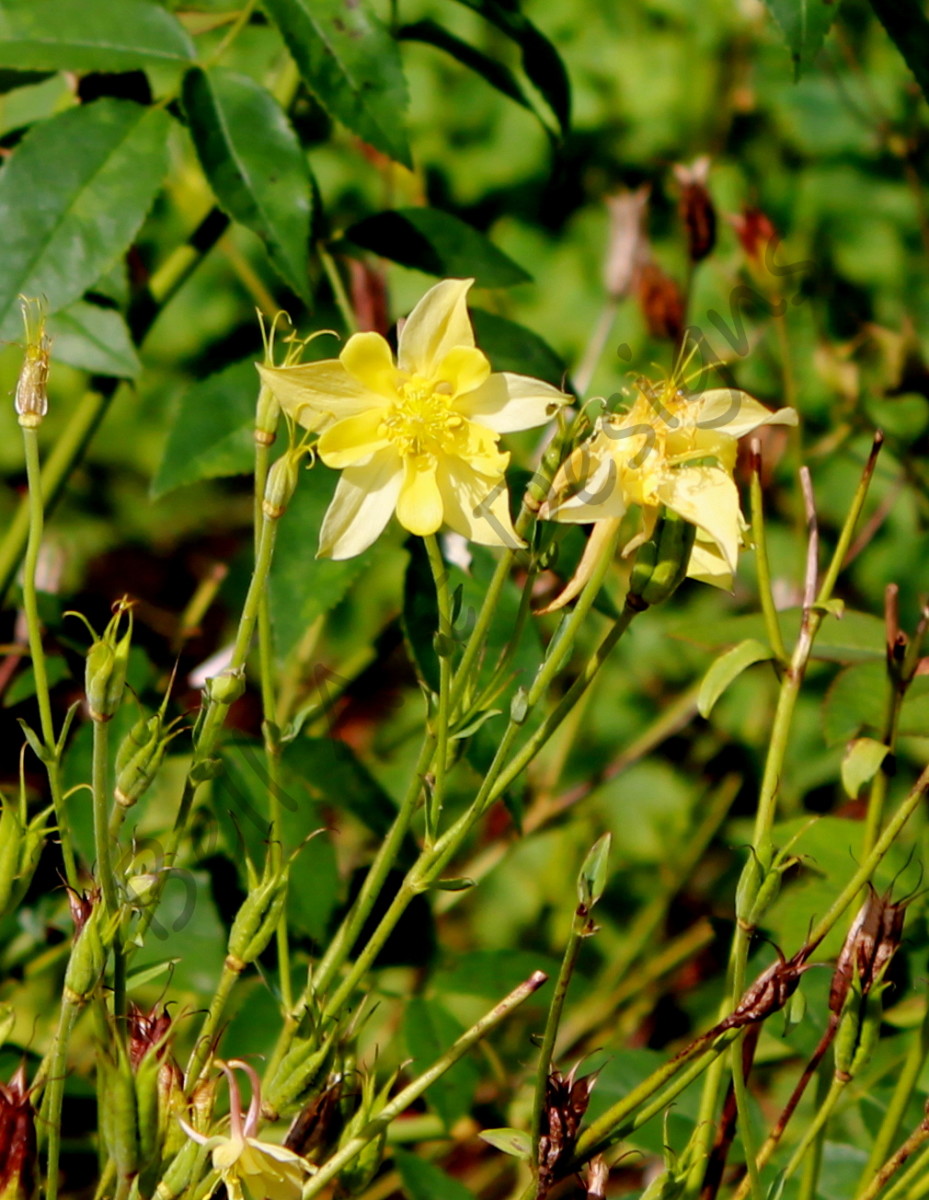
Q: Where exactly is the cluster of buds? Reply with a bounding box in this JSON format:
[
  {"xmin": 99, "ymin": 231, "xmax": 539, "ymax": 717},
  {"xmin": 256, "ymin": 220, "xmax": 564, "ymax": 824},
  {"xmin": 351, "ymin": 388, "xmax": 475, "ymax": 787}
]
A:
[
  {"xmin": 830, "ymin": 885, "xmax": 906, "ymax": 1083},
  {"xmin": 97, "ymin": 1005, "xmax": 185, "ymax": 1191},
  {"xmin": 536, "ymin": 1063, "xmax": 598, "ymax": 1199},
  {"xmin": 0, "ymin": 1065, "xmax": 37, "ymax": 1200},
  {"xmin": 330, "ymin": 1067, "xmax": 395, "ymax": 1196},
  {"xmin": 113, "ymin": 689, "xmax": 184, "ymax": 812},
  {"xmin": 226, "ymin": 846, "xmax": 291, "ymax": 974}
]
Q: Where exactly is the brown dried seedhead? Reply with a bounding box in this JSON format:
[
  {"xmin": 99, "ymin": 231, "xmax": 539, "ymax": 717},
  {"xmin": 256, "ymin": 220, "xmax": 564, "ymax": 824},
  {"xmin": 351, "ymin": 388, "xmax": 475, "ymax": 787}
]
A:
[
  {"xmin": 0, "ymin": 1065, "xmax": 37, "ymax": 1200},
  {"xmin": 537, "ymin": 1062, "xmax": 599, "ymax": 1199}
]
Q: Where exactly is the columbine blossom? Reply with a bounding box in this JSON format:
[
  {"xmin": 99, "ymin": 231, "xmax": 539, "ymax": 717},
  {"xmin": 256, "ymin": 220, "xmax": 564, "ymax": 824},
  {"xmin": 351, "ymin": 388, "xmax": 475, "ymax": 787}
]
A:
[
  {"xmin": 180, "ymin": 1060, "xmax": 313, "ymax": 1200},
  {"xmin": 258, "ymin": 278, "xmax": 569, "ymax": 559},
  {"xmin": 540, "ymin": 373, "xmax": 797, "ymax": 605}
]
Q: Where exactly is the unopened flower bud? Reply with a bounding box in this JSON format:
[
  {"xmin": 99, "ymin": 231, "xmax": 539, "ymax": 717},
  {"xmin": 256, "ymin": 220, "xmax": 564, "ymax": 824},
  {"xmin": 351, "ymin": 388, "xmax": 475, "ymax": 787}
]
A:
[
  {"xmin": 226, "ymin": 854, "xmax": 289, "ymax": 968},
  {"xmin": 81, "ymin": 598, "xmax": 134, "ymax": 722},
  {"xmin": 114, "ymin": 714, "xmax": 173, "ymax": 809},
  {"xmin": 205, "ymin": 669, "xmax": 246, "ymax": 708},
  {"xmin": 336, "ymin": 1070, "xmax": 391, "ymax": 1196},
  {"xmin": 262, "ymin": 451, "xmax": 301, "ymax": 519},
  {"xmin": 0, "ymin": 1065, "xmax": 37, "ymax": 1200},
  {"xmin": 14, "ymin": 298, "xmax": 50, "ymax": 430},
  {"xmin": 255, "ymin": 383, "xmax": 280, "ymax": 447},
  {"xmin": 64, "ymin": 899, "xmax": 115, "ymax": 1005}
]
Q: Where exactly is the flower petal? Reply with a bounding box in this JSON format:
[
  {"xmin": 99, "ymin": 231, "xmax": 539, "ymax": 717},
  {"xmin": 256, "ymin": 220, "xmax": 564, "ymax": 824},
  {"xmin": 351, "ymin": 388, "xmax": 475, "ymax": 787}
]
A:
[
  {"xmin": 396, "ymin": 458, "xmax": 444, "ymax": 536},
  {"xmin": 460, "ymin": 372, "xmax": 570, "ymax": 432},
  {"xmin": 434, "ymin": 345, "xmax": 491, "ymax": 396},
  {"xmin": 687, "ymin": 536, "xmax": 735, "ymax": 590},
  {"xmin": 437, "ymin": 460, "xmax": 522, "ymax": 547},
  {"xmin": 257, "ymin": 361, "xmax": 377, "ymax": 430},
  {"xmin": 318, "ymin": 410, "xmax": 390, "ymax": 469},
  {"xmin": 661, "ymin": 466, "xmax": 740, "ymax": 570},
  {"xmin": 397, "ymin": 279, "xmax": 475, "ymax": 376},
  {"xmin": 541, "ymin": 438, "xmax": 626, "ymax": 524},
  {"xmin": 340, "ymin": 331, "xmax": 400, "ymax": 397},
  {"xmin": 694, "ymin": 389, "xmax": 798, "ymax": 437},
  {"xmin": 318, "ymin": 450, "xmax": 402, "ymax": 559}
]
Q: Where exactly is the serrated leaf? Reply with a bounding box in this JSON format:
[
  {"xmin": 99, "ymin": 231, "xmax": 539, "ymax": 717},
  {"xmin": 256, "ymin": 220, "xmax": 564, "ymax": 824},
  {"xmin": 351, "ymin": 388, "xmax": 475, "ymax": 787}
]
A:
[
  {"xmin": 404, "ymin": 997, "xmax": 480, "ymax": 1130},
  {"xmin": 0, "ymin": 98, "xmax": 171, "ymax": 341},
  {"xmin": 471, "ymin": 307, "xmax": 569, "ymax": 389},
  {"xmin": 152, "ymin": 358, "xmax": 258, "ymax": 498},
  {"xmin": 698, "ymin": 638, "xmax": 774, "ymax": 718},
  {"xmin": 451, "ymin": 0, "xmax": 570, "ymax": 134},
  {"xmin": 346, "ymin": 208, "xmax": 531, "ymax": 288},
  {"xmin": 262, "ymin": 0, "xmax": 410, "ymax": 166},
  {"xmin": 841, "ymin": 737, "xmax": 889, "ymax": 800},
  {"xmin": 393, "ymin": 1150, "xmax": 476, "ymax": 1200},
  {"xmin": 49, "ymin": 300, "xmax": 141, "ymax": 379},
  {"xmin": 478, "ymin": 1127, "xmax": 532, "ymax": 1159},
  {"xmin": 182, "ymin": 67, "xmax": 312, "ymax": 300},
  {"xmin": 0, "ymin": 0, "xmax": 196, "ymax": 71},
  {"xmin": 762, "ymin": 0, "xmax": 839, "ymax": 77}
]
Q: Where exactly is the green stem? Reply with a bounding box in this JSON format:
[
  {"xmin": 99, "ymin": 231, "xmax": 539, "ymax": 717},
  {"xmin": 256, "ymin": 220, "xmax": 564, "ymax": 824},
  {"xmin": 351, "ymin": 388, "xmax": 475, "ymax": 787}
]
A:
[
  {"xmin": 39, "ymin": 998, "xmax": 81, "ymax": 1200},
  {"xmin": 870, "ymin": 1131, "xmax": 929, "ymax": 1200},
  {"xmin": 92, "ymin": 719, "xmax": 118, "ymax": 915},
  {"xmin": 448, "ymin": 547, "xmax": 517, "ymax": 715},
  {"xmin": 20, "ymin": 425, "xmax": 79, "ymax": 889},
  {"xmin": 749, "ymin": 447, "xmax": 788, "ymax": 664},
  {"xmin": 781, "ymin": 1074, "xmax": 845, "ymax": 1192},
  {"xmin": 184, "ymin": 962, "xmax": 242, "ymax": 1089},
  {"xmin": 318, "ymin": 244, "xmax": 358, "ymax": 334},
  {"xmin": 730, "ymin": 1031, "xmax": 763, "ymax": 1200},
  {"xmin": 530, "ymin": 921, "xmax": 585, "ymax": 1169},
  {"xmin": 303, "ymin": 972, "xmax": 548, "ymax": 1199},
  {"xmin": 424, "ymin": 534, "xmax": 453, "ymax": 840}
]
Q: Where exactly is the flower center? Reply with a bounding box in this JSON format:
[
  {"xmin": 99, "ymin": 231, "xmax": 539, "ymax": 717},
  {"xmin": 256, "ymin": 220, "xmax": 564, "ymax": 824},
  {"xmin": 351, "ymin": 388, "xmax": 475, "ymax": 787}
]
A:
[{"xmin": 381, "ymin": 375, "xmax": 464, "ymax": 458}]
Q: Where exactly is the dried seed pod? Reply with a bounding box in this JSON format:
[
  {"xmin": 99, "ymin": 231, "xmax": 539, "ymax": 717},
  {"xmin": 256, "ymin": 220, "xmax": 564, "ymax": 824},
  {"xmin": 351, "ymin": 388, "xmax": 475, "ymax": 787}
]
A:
[
  {"xmin": 636, "ymin": 262, "xmax": 685, "ymax": 343},
  {"xmin": 0, "ymin": 1065, "xmax": 37, "ymax": 1200},
  {"xmin": 673, "ymin": 157, "xmax": 716, "ymax": 263},
  {"xmin": 537, "ymin": 1063, "xmax": 598, "ymax": 1197}
]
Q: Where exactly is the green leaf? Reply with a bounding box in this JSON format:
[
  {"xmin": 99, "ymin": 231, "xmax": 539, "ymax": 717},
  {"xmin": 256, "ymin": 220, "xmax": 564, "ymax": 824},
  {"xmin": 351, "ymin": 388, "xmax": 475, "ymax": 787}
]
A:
[
  {"xmin": 478, "ymin": 1128, "xmax": 532, "ymax": 1160},
  {"xmin": 393, "ymin": 1150, "xmax": 476, "ymax": 1200},
  {"xmin": 898, "ymin": 677, "xmax": 929, "ymax": 738},
  {"xmin": 403, "ymin": 997, "xmax": 481, "ymax": 1130},
  {"xmin": 762, "ymin": 0, "xmax": 839, "ymax": 77},
  {"xmin": 0, "ymin": 0, "xmax": 196, "ymax": 71},
  {"xmin": 346, "ymin": 208, "xmax": 531, "ymax": 288},
  {"xmin": 822, "ymin": 661, "xmax": 887, "ymax": 747},
  {"xmin": 262, "ymin": 0, "xmax": 410, "ymax": 166},
  {"xmin": 268, "ymin": 466, "xmax": 393, "ymax": 660},
  {"xmin": 471, "ymin": 307, "xmax": 569, "ymax": 389},
  {"xmin": 670, "ymin": 609, "xmax": 885, "ymax": 663},
  {"xmin": 869, "ymin": 0, "xmax": 929, "ymax": 107},
  {"xmin": 152, "ymin": 358, "xmax": 258, "ymax": 498},
  {"xmin": 3, "ymin": 657, "xmax": 70, "ymax": 707},
  {"xmin": 841, "ymin": 738, "xmax": 889, "ymax": 800},
  {"xmin": 451, "ymin": 0, "xmax": 570, "ymax": 135},
  {"xmin": 49, "ymin": 301, "xmax": 141, "ymax": 379},
  {"xmin": 578, "ymin": 832, "xmax": 611, "ymax": 908},
  {"xmin": 182, "ymin": 68, "xmax": 312, "ymax": 301},
  {"xmin": 283, "ymin": 737, "xmax": 405, "ymax": 843},
  {"xmin": 698, "ymin": 638, "xmax": 774, "ymax": 718},
  {"xmin": 397, "ymin": 19, "xmax": 551, "ymax": 131},
  {"xmin": 0, "ymin": 98, "xmax": 171, "ymax": 341}
]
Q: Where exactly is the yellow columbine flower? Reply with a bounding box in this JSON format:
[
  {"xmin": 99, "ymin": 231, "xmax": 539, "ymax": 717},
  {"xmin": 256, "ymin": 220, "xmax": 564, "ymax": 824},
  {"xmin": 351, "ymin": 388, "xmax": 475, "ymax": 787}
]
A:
[
  {"xmin": 180, "ymin": 1060, "xmax": 313, "ymax": 1200},
  {"xmin": 540, "ymin": 373, "xmax": 797, "ymax": 605},
  {"xmin": 257, "ymin": 278, "xmax": 570, "ymax": 559}
]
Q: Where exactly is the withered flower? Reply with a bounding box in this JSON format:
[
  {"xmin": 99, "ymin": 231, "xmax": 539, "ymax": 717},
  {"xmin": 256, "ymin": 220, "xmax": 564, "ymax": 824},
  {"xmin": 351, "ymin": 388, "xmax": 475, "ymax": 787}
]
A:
[
  {"xmin": 0, "ymin": 1065, "xmax": 37, "ymax": 1200},
  {"xmin": 537, "ymin": 1062, "xmax": 598, "ymax": 1198},
  {"xmin": 673, "ymin": 156, "xmax": 716, "ymax": 263}
]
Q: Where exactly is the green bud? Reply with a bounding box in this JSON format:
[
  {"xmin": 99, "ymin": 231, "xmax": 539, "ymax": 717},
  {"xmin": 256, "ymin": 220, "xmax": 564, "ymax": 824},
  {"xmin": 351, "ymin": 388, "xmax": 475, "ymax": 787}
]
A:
[
  {"xmin": 627, "ymin": 511, "xmax": 697, "ymax": 610},
  {"xmin": 15, "ymin": 297, "xmax": 50, "ymax": 431},
  {"xmin": 82, "ymin": 601, "xmax": 133, "ymax": 722},
  {"xmin": 98, "ymin": 1041, "xmax": 141, "ymax": 1181},
  {"xmin": 577, "ymin": 833, "xmax": 611, "ymax": 911},
  {"xmin": 255, "ymin": 383, "xmax": 280, "ymax": 445},
  {"xmin": 262, "ymin": 451, "xmax": 301, "ymax": 519},
  {"xmin": 510, "ymin": 687, "xmax": 529, "ymax": 725},
  {"xmin": 226, "ymin": 854, "xmax": 289, "ymax": 968},
  {"xmin": 64, "ymin": 905, "xmax": 116, "ymax": 1006},
  {"xmin": 336, "ymin": 1071, "xmax": 393, "ymax": 1196},
  {"xmin": 205, "ymin": 670, "xmax": 246, "ymax": 708},
  {"xmin": 114, "ymin": 717, "xmax": 169, "ymax": 809}
]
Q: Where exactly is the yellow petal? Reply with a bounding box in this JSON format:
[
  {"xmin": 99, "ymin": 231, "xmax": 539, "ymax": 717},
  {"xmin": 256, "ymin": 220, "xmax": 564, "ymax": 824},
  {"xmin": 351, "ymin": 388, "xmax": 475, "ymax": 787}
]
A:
[
  {"xmin": 257, "ymin": 361, "xmax": 376, "ymax": 431},
  {"xmin": 695, "ymin": 389, "xmax": 798, "ymax": 437},
  {"xmin": 687, "ymin": 536, "xmax": 735, "ymax": 590},
  {"xmin": 318, "ymin": 450, "xmax": 402, "ymax": 559},
  {"xmin": 396, "ymin": 458, "xmax": 444, "ymax": 536},
  {"xmin": 318, "ymin": 410, "xmax": 390, "ymax": 469},
  {"xmin": 437, "ymin": 459, "xmax": 522, "ymax": 547},
  {"xmin": 661, "ymin": 466, "xmax": 740, "ymax": 570},
  {"xmin": 340, "ymin": 331, "xmax": 400, "ymax": 397},
  {"xmin": 460, "ymin": 372, "xmax": 569, "ymax": 433},
  {"xmin": 397, "ymin": 279, "xmax": 475, "ymax": 377},
  {"xmin": 542, "ymin": 437, "xmax": 626, "ymax": 524},
  {"xmin": 212, "ymin": 1137, "xmax": 245, "ymax": 1171},
  {"xmin": 458, "ymin": 419, "xmax": 508, "ymax": 476},
  {"xmin": 433, "ymin": 345, "xmax": 491, "ymax": 396}
]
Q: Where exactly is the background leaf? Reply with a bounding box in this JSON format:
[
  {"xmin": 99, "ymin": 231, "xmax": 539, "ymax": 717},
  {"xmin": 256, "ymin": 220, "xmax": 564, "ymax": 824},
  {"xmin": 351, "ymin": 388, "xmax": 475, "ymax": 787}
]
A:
[
  {"xmin": 183, "ymin": 68, "xmax": 312, "ymax": 301},
  {"xmin": 49, "ymin": 301, "xmax": 141, "ymax": 380},
  {"xmin": 403, "ymin": 996, "xmax": 481, "ymax": 1129},
  {"xmin": 345, "ymin": 208, "xmax": 531, "ymax": 287},
  {"xmin": 262, "ymin": 0, "xmax": 411, "ymax": 166},
  {"xmin": 0, "ymin": 98, "xmax": 171, "ymax": 341},
  {"xmin": 393, "ymin": 1150, "xmax": 477, "ymax": 1200},
  {"xmin": 471, "ymin": 308, "xmax": 569, "ymax": 388},
  {"xmin": 763, "ymin": 0, "xmax": 840, "ymax": 77},
  {"xmin": 0, "ymin": 0, "xmax": 195, "ymax": 72},
  {"xmin": 151, "ymin": 358, "xmax": 257, "ymax": 498}
]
